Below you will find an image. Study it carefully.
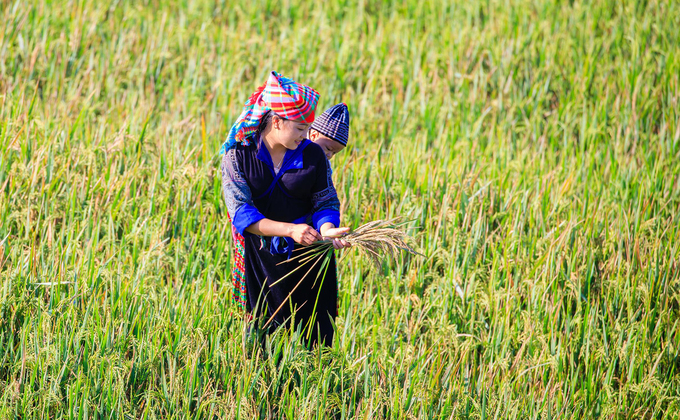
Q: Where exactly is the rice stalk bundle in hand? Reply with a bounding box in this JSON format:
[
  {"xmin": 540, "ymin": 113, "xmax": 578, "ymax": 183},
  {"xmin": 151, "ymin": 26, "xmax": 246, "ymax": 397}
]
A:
[
  {"xmin": 278, "ymin": 217, "xmax": 420, "ymax": 274},
  {"xmin": 339, "ymin": 218, "xmax": 421, "ymax": 268},
  {"xmin": 266, "ymin": 218, "xmax": 420, "ymax": 327}
]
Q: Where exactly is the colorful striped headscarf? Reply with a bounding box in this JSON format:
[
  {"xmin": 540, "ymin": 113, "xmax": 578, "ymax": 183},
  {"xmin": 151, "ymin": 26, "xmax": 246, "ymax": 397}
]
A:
[{"xmin": 220, "ymin": 71, "xmax": 320, "ymax": 154}]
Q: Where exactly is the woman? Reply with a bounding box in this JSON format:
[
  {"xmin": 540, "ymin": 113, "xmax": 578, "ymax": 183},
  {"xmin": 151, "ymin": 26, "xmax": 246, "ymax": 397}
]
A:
[
  {"xmin": 221, "ymin": 71, "xmax": 349, "ymax": 347},
  {"xmin": 229, "ymin": 102, "xmax": 352, "ymax": 311}
]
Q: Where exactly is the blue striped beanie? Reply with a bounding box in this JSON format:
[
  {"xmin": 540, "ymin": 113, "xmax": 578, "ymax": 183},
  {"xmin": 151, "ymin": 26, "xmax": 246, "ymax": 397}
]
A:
[{"xmin": 309, "ymin": 103, "xmax": 350, "ymax": 146}]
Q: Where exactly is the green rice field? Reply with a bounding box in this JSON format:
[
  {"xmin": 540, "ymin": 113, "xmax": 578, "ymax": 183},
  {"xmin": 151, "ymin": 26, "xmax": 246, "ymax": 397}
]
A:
[{"xmin": 1, "ymin": 0, "xmax": 680, "ymax": 418}]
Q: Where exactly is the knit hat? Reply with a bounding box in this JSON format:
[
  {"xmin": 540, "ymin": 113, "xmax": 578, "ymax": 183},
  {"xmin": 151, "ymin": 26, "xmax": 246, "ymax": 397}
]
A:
[
  {"xmin": 221, "ymin": 71, "xmax": 320, "ymax": 154},
  {"xmin": 309, "ymin": 103, "xmax": 350, "ymax": 146}
]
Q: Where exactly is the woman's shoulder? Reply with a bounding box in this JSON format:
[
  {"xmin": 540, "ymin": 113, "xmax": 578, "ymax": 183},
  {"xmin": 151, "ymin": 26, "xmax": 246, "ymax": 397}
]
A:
[
  {"xmin": 227, "ymin": 139, "xmax": 257, "ymax": 156},
  {"xmin": 222, "ymin": 140, "xmax": 258, "ymax": 171}
]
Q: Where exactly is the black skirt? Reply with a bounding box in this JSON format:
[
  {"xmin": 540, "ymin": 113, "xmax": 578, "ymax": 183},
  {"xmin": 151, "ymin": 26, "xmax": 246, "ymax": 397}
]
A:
[{"xmin": 244, "ymin": 235, "xmax": 338, "ymax": 347}]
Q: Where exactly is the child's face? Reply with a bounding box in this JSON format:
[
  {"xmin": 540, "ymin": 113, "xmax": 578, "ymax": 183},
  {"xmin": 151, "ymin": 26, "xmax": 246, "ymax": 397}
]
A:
[{"xmin": 309, "ymin": 130, "xmax": 346, "ymax": 159}]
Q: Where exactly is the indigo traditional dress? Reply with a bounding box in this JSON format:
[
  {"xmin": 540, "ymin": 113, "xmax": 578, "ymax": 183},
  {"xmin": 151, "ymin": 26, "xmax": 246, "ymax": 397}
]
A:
[{"xmin": 221, "ymin": 136, "xmax": 340, "ymax": 346}]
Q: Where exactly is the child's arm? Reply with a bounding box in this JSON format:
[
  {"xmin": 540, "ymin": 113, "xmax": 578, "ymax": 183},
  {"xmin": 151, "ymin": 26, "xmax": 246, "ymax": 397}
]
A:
[
  {"xmin": 319, "ymin": 223, "xmax": 351, "ymax": 249},
  {"xmin": 309, "ymin": 151, "xmax": 350, "ymax": 249}
]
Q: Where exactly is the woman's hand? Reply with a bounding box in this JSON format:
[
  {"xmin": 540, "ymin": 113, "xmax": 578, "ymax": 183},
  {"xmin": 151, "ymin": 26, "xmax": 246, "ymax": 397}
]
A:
[
  {"xmin": 288, "ymin": 224, "xmax": 322, "ymax": 246},
  {"xmin": 320, "ymin": 226, "xmax": 352, "ymax": 250}
]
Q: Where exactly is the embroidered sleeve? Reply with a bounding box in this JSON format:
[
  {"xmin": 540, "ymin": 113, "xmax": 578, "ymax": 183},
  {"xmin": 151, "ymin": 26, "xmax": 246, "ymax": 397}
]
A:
[
  {"xmin": 221, "ymin": 150, "xmax": 265, "ymax": 235},
  {"xmin": 310, "ymin": 156, "xmax": 341, "ymax": 230}
]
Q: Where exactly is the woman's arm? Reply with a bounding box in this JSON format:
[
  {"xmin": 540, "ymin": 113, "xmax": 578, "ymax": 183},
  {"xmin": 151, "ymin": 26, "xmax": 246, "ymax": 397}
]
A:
[
  {"xmin": 221, "ymin": 151, "xmax": 321, "ymax": 245},
  {"xmin": 247, "ymin": 219, "xmax": 321, "ymax": 246}
]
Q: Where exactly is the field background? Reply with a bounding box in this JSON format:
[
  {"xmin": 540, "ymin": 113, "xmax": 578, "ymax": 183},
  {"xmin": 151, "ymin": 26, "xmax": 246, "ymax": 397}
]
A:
[{"xmin": 2, "ymin": 0, "xmax": 680, "ymax": 418}]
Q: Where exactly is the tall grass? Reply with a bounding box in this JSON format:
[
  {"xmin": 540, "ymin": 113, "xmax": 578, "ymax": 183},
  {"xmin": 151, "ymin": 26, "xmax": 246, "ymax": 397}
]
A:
[{"xmin": 1, "ymin": 0, "xmax": 679, "ymax": 418}]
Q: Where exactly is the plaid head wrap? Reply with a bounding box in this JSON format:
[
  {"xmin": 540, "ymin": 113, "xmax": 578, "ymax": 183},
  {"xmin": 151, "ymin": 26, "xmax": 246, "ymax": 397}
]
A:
[
  {"xmin": 220, "ymin": 71, "xmax": 320, "ymax": 154},
  {"xmin": 309, "ymin": 103, "xmax": 350, "ymax": 146}
]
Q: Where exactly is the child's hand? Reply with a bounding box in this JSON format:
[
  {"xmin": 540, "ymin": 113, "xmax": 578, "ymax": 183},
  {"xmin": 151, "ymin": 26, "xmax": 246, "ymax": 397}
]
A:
[{"xmin": 321, "ymin": 226, "xmax": 352, "ymax": 250}]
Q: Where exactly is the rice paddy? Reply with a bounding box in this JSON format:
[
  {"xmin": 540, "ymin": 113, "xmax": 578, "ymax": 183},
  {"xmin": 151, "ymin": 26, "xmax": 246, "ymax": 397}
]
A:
[{"xmin": 1, "ymin": 0, "xmax": 680, "ymax": 418}]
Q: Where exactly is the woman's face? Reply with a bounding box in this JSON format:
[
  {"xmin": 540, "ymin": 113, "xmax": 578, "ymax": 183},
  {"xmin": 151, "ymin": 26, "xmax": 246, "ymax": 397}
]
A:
[{"xmin": 273, "ymin": 116, "xmax": 311, "ymax": 150}]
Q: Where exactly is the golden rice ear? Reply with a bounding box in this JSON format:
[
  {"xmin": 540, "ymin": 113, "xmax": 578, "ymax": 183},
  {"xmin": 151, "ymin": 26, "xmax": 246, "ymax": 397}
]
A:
[{"xmin": 341, "ymin": 218, "xmax": 422, "ymax": 269}]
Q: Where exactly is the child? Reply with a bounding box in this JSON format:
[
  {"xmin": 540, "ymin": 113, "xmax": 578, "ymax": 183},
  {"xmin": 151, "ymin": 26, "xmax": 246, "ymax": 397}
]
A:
[
  {"xmin": 230, "ymin": 103, "xmax": 351, "ymax": 311},
  {"xmin": 308, "ymin": 103, "xmax": 350, "ymax": 160}
]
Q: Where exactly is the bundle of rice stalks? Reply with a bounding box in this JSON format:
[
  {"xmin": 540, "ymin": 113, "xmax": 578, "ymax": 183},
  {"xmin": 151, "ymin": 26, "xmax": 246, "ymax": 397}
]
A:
[
  {"xmin": 278, "ymin": 218, "xmax": 420, "ymax": 274},
  {"xmin": 339, "ymin": 218, "xmax": 422, "ymax": 267},
  {"xmin": 265, "ymin": 218, "xmax": 420, "ymax": 327}
]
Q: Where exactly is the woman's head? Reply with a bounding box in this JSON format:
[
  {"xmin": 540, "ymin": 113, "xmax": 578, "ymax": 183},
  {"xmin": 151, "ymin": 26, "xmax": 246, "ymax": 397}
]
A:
[{"xmin": 221, "ymin": 71, "xmax": 319, "ymax": 154}]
